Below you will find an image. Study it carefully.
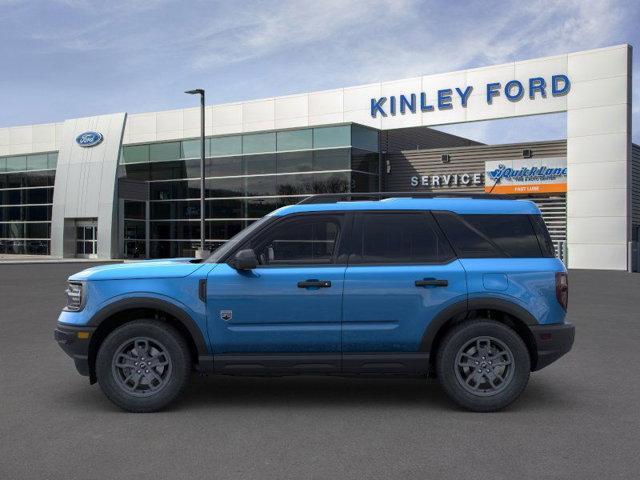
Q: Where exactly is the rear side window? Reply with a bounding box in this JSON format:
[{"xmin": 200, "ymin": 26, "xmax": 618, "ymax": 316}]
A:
[
  {"xmin": 350, "ymin": 212, "xmax": 454, "ymax": 264},
  {"xmin": 434, "ymin": 212, "xmax": 547, "ymax": 258}
]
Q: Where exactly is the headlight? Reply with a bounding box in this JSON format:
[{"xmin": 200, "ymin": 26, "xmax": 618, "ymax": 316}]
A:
[{"xmin": 64, "ymin": 282, "xmax": 84, "ymax": 311}]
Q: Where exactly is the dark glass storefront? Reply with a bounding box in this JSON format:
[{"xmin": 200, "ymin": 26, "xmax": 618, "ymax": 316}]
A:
[
  {"xmin": 0, "ymin": 152, "xmax": 58, "ymax": 255},
  {"xmin": 119, "ymin": 124, "xmax": 380, "ymax": 258}
]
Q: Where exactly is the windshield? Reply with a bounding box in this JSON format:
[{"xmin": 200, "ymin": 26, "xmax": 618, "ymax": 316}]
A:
[{"xmin": 206, "ymin": 216, "xmax": 272, "ymax": 263}]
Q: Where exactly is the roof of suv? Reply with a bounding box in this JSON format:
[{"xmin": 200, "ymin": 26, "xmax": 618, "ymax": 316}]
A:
[{"xmin": 272, "ymin": 197, "xmax": 541, "ymax": 216}]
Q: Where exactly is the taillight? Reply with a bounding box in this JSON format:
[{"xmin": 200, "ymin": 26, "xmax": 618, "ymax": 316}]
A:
[{"xmin": 555, "ymin": 272, "xmax": 568, "ymax": 310}]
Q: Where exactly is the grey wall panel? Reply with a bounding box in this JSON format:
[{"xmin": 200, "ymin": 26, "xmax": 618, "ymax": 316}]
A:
[
  {"xmin": 50, "ymin": 113, "xmax": 126, "ymax": 258},
  {"xmin": 383, "ymin": 139, "xmax": 568, "ymax": 244},
  {"xmin": 384, "ymin": 139, "xmax": 566, "ymax": 192},
  {"xmin": 632, "ymin": 143, "xmax": 640, "ymax": 228},
  {"xmin": 381, "ymin": 126, "xmax": 482, "ymax": 153}
]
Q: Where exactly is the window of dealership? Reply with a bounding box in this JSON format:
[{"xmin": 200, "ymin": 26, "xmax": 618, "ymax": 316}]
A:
[
  {"xmin": 0, "ymin": 152, "xmax": 58, "ymax": 254},
  {"xmin": 118, "ymin": 124, "xmax": 380, "ymax": 258}
]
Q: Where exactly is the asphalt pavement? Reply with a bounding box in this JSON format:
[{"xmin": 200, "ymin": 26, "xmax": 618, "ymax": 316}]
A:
[{"xmin": 0, "ymin": 263, "xmax": 638, "ymax": 479}]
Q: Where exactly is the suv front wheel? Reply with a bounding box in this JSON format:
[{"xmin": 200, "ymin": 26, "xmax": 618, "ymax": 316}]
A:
[
  {"xmin": 436, "ymin": 319, "xmax": 530, "ymax": 412},
  {"xmin": 96, "ymin": 320, "xmax": 192, "ymax": 412}
]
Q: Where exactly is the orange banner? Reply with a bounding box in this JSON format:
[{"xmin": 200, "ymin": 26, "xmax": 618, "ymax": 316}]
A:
[{"xmin": 485, "ymin": 183, "xmax": 567, "ymax": 194}]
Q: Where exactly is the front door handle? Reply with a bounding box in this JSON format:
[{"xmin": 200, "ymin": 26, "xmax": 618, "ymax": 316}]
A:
[
  {"xmin": 298, "ymin": 279, "xmax": 332, "ymax": 288},
  {"xmin": 415, "ymin": 278, "xmax": 448, "ymax": 287}
]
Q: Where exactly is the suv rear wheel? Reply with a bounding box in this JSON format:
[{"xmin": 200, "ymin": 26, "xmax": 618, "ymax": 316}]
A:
[
  {"xmin": 436, "ymin": 319, "xmax": 530, "ymax": 412},
  {"xmin": 96, "ymin": 320, "xmax": 191, "ymax": 412}
]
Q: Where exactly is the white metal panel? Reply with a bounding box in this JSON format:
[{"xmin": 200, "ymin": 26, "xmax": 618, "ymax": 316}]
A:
[
  {"xmin": 242, "ymin": 99, "xmax": 274, "ymax": 124},
  {"xmin": 275, "ymin": 116, "xmax": 309, "ymax": 129},
  {"xmin": 567, "ymin": 45, "xmax": 629, "ymax": 82},
  {"xmin": 9, "ymin": 125, "xmax": 32, "ymax": 145},
  {"xmin": 567, "ymin": 76, "xmax": 628, "ymax": 110},
  {"xmin": 567, "ymin": 133, "xmax": 628, "ymax": 165},
  {"xmin": 32, "ymin": 124, "xmax": 56, "ymax": 144},
  {"xmin": 156, "ymin": 110, "xmax": 183, "ymax": 133},
  {"xmin": 275, "ymin": 94, "xmax": 308, "ymax": 119},
  {"xmin": 343, "ymin": 109, "xmax": 381, "ymax": 129},
  {"xmin": 567, "ymin": 189, "xmax": 628, "ymax": 217},
  {"xmin": 568, "ymin": 161, "xmax": 627, "ymax": 190},
  {"xmin": 212, "ymin": 103, "xmax": 242, "ymax": 135},
  {"xmin": 465, "ymin": 62, "xmax": 516, "ymax": 95},
  {"xmin": 308, "ymin": 89, "xmax": 343, "ymax": 117},
  {"xmin": 308, "ymin": 112, "xmax": 344, "ymax": 126},
  {"xmin": 569, "ymin": 216, "xmax": 628, "ymax": 244},
  {"xmin": 466, "ymin": 93, "xmax": 516, "ymax": 122},
  {"xmin": 242, "ymin": 99, "xmax": 275, "ymax": 131},
  {"xmin": 127, "ymin": 112, "xmax": 156, "ymax": 137},
  {"xmin": 343, "ymin": 83, "xmax": 381, "ymax": 112},
  {"xmin": 567, "ymin": 103, "xmax": 629, "ymax": 138},
  {"xmin": 567, "ymin": 244, "xmax": 628, "ymax": 270},
  {"xmin": 0, "ymin": 128, "xmax": 9, "ymax": 146},
  {"xmin": 514, "ymin": 54, "xmax": 567, "ymax": 81}
]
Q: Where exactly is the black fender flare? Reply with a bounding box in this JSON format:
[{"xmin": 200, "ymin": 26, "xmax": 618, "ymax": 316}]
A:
[
  {"xmin": 88, "ymin": 297, "xmax": 209, "ymax": 357},
  {"xmin": 420, "ymin": 297, "xmax": 538, "ymax": 353}
]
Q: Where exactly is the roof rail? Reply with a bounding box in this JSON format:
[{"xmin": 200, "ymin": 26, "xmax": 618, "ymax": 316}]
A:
[{"xmin": 296, "ymin": 191, "xmax": 528, "ymax": 204}]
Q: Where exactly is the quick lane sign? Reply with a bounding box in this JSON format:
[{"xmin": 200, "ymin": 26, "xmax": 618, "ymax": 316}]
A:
[
  {"xmin": 370, "ymin": 74, "xmax": 570, "ymax": 117},
  {"xmin": 485, "ymin": 157, "xmax": 567, "ymax": 194}
]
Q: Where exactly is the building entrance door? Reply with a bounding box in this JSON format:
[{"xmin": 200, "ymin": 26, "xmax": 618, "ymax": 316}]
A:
[{"xmin": 76, "ymin": 220, "xmax": 98, "ymax": 258}]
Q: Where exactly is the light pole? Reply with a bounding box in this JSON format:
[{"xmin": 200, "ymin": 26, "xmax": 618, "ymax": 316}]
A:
[{"xmin": 185, "ymin": 88, "xmax": 208, "ymax": 259}]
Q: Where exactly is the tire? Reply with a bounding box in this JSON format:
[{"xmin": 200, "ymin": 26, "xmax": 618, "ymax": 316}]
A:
[
  {"xmin": 436, "ymin": 319, "xmax": 530, "ymax": 412},
  {"xmin": 96, "ymin": 320, "xmax": 192, "ymax": 413}
]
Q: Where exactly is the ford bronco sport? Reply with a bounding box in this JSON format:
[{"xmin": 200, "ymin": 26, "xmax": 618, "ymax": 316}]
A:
[{"xmin": 55, "ymin": 195, "xmax": 574, "ymax": 412}]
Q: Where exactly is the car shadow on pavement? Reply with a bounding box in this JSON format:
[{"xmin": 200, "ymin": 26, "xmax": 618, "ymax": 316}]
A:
[
  {"xmin": 52, "ymin": 373, "xmax": 577, "ymax": 414},
  {"xmin": 181, "ymin": 374, "xmax": 577, "ymax": 412}
]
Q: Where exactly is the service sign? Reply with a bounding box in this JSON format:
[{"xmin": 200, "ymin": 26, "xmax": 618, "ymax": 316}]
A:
[{"xmin": 485, "ymin": 157, "xmax": 567, "ymax": 194}]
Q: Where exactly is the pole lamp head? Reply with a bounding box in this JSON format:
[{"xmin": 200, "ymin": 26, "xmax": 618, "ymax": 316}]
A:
[{"xmin": 185, "ymin": 89, "xmax": 205, "ymax": 96}]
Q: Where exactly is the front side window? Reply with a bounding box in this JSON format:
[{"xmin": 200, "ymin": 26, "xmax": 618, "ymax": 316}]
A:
[
  {"xmin": 351, "ymin": 212, "xmax": 453, "ymax": 264},
  {"xmin": 250, "ymin": 215, "xmax": 342, "ymax": 266}
]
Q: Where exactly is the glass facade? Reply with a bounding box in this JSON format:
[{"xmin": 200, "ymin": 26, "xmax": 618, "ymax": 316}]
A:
[
  {"xmin": 0, "ymin": 152, "xmax": 57, "ymax": 255},
  {"xmin": 119, "ymin": 124, "xmax": 380, "ymax": 258}
]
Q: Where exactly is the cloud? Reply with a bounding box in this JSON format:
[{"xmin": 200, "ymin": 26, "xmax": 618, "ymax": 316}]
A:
[{"xmin": 0, "ymin": 0, "xmax": 637, "ymax": 142}]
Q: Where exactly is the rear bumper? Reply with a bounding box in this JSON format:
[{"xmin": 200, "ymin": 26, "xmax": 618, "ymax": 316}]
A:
[
  {"xmin": 530, "ymin": 322, "xmax": 575, "ymax": 371},
  {"xmin": 54, "ymin": 324, "xmax": 96, "ymax": 377}
]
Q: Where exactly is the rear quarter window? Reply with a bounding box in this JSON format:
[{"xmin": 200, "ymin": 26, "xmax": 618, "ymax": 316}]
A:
[{"xmin": 434, "ymin": 212, "xmax": 550, "ymax": 258}]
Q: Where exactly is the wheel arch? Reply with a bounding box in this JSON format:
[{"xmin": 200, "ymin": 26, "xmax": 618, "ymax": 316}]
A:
[
  {"xmin": 86, "ymin": 297, "xmax": 210, "ymax": 383},
  {"xmin": 422, "ymin": 298, "xmax": 539, "ymax": 371}
]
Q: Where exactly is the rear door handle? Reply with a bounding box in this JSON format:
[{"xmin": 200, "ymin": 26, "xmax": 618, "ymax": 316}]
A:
[
  {"xmin": 415, "ymin": 278, "xmax": 448, "ymax": 287},
  {"xmin": 298, "ymin": 279, "xmax": 332, "ymax": 288}
]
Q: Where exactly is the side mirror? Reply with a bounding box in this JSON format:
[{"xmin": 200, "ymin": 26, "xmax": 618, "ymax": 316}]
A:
[{"xmin": 232, "ymin": 249, "xmax": 258, "ymax": 270}]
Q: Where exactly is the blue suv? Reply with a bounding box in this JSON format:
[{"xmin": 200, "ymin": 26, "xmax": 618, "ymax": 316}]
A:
[{"xmin": 55, "ymin": 195, "xmax": 574, "ymax": 412}]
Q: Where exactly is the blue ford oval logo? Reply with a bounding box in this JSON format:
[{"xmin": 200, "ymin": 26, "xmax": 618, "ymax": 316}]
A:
[{"xmin": 76, "ymin": 131, "xmax": 103, "ymax": 147}]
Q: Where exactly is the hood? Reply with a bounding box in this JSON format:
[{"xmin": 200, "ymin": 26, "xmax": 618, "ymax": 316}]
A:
[{"xmin": 69, "ymin": 258, "xmax": 207, "ymax": 281}]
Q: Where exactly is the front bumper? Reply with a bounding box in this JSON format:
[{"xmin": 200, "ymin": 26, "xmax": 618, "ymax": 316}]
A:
[
  {"xmin": 530, "ymin": 322, "xmax": 575, "ymax": 371},
  {"xmin": 54, "ymin": 324, "xmax": 96, "ymax": 377}
]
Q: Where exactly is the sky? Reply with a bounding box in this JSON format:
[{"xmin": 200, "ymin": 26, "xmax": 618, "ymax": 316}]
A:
[{"xmin": 0, "ymin": 0, "xmax": 638, "ymax": 144}]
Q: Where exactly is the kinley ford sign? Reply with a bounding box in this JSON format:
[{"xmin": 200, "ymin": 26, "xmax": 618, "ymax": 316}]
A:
[
  {"xmin": 370, "ymin": 74, "xmax": 570, "ymax": 117},
  {"xmin": 409, "ymin": 157, "xmax": 567, "ymax": 194}
]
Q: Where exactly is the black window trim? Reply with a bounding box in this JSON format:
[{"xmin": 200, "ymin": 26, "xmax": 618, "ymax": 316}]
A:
[
  {"xmin": 528, "ymin": 214, "xmax": 556, "ymax": 258},
  {"xmin": 222, "ymin": 211, "xmax": 350, "ymax": 268},
  {"xmin": 346, "ymin": 210, "xmax": 457, "ymax": 267}
]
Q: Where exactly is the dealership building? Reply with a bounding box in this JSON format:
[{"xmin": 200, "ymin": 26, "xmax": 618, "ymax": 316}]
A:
[{"xmin": 0, "ymin": 44, "xmax": 637, "ymax": 271}]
